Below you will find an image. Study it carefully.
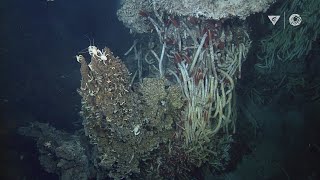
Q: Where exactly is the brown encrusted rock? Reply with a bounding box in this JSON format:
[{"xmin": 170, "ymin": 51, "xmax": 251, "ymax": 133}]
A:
[
  {"xmin": 77, "ymin": 48, "xmax": 184, "ymax": 179},
  {"xmin": 77, "ymin": 47, "xmax": 144, "ymax": 178}
]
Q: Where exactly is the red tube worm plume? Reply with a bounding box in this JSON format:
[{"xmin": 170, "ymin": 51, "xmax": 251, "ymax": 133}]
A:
[
  {"xmin": 212, "ymin": 31, "xmax": 219, "ymax": 40},
  {"xmin": 201, "ymin": 27, "xmax": 208, "ymax": 36},
  {"xmin": 169, "ymin": 15, "xmax": 180, "ymax": 28},
  {"xmin": 138, "ymin": 10, "xmax": 149, "ymax": 17},
  {"xmin": 163, "ymin": 17, "xmax": 171, "ymax": 27},
  {"xmin": 215, "ymin": 21, "xmax": 222, "ymax": 29},
  {"xmin": 217, "ymin": 40, "xmax": 225, "ymax": 50},
  {"xmin": 205, "ymin": 28, "xmax": 213, "ymax": 48},
  {"xmin": 164, "ymin": 20, "xmax": 170, "ymax": 27},
  {"xmin": 208, "ymin": 28, "xmax": 212, "ymax": 41},
  {"xmin": 205, "ymin": 19, "xmax": 222, "ymax": 31},
  {"xmin": 165, "ymin": 37, "xmax": 176, "ymax": 45},
  {"xmin": 201, "ymin": 27, "xmax": 215, "ymax": 49},
  {"xmin": 174, "ymin": 52, "xmax": 182, "ymax": 64},
  {"xmin": 203, "ymin": 110, "xmax": 209, "ymax": 122},
  {"xmin": 182, "ymin": 54, "xmax": 191, "ymax": 64},
  {"xmin": 205, "ymin": 29, "xmax": 212, "ymax": 47},
  {"xmin": 187, "ymin": 16, "xmax": 199, "ymax": 25},
  {"xmin": 194, "ymin": 69, "xmax": 204, "ymax": 86},
  {"xmin": 175, "ymin": 67, "xmax": 181, "ymax": 77}
]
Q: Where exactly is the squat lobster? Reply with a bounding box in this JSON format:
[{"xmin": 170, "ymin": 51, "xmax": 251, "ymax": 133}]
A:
[
  {"xmin": 88, "ymin": 45, "xmax": 108, "ymax": 61},
  {"xmin": 79, "ymin": 36, "xmax": 109, "ymax": 62}
]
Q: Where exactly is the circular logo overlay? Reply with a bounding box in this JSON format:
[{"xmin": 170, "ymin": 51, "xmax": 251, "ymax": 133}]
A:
[{"xmin": 289, "ymin": 14, "xmax": 302, "ymax": 26}]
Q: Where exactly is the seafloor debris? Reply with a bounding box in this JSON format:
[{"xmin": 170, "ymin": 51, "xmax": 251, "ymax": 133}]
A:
[{"xmin": 18, "ymin": 122, "xmax": 91, "ymax": 180}]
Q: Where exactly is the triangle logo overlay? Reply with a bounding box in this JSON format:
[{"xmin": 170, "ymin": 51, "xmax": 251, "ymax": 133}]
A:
[{"xmin": 268, "ymin": 15, "xmax": 281, "ymax": 25}]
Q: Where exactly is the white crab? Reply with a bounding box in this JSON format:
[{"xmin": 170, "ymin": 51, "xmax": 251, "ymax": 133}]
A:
[
  {"xmin": 98, "ymin": 49, "xmax": 108, "ymax": 61},
  {"xmin": 88, "ymin": 45, "xmax": 108, "ymax": 61},
  {"xmin": 75, "ymin": 55, "xmax": 84, "ymax": 63},
  {"xmin": 88, "ymin": 45, "xmax": 98, "ymax": 57}
]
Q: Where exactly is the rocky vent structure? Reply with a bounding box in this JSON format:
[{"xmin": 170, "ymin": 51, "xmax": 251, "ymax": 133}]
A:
[
  {"xmin": 117, "ymin": 0, "xmax": 276, "ymax": 33},
  {"xmin": 76, "ymin": 46, "xmax": 189, "ymax": 179}
]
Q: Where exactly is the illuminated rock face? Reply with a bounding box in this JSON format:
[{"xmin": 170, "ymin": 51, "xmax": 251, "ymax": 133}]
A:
[
  {"xmin": 117, "ymin": 0, "xmax": 275, "ymax": 33},
  {"xmin": 77, "ymin": 47, "xmax": 186, "ymax": 179},
  {"xmin": 115, "ymin": 0, "xmax": 254, "ymax": 177},
  {"xmin": 77, "ymin": 0, "xmax": 256, "ymax": 177},
  {"xmin": 77, "ymin": 46, "xmax": 140, "ymax": 178}
]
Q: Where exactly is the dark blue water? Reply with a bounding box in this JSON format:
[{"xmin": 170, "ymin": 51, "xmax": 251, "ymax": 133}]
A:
[{"xmin": 0, "ymin": 0, "xmax": 131, "ymax": 179}]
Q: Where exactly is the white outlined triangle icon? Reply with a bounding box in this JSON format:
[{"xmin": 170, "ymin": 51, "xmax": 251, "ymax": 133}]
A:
[{"xmin": 268, "ymin": 15, "xmax": 281, "ymax": 25}]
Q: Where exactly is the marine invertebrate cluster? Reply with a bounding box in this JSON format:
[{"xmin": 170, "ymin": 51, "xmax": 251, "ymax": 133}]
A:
[
  {"xmin": 118, "ymin": 0, "xmax": 252, "ymax": 174},
  {"xmin": 117, "ymin": 0, "xmax": 275, "ymax": 34},
  {"xmin": 76, "ymin": 45, "xmax": 188, "ymax": 179},
  {"xmin": 76, "ymin": 46, "xmax": 143, "ymax": 178},
  {"xmin": 17, "ymin": 0, "xmax": 320, "ymax": 179},
  {"xmin": 19, "ymin": 1, "xmax": 258, "ymax": 179}
]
